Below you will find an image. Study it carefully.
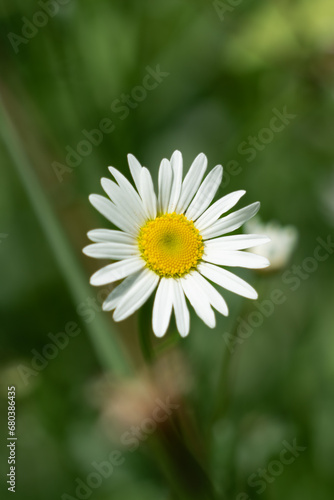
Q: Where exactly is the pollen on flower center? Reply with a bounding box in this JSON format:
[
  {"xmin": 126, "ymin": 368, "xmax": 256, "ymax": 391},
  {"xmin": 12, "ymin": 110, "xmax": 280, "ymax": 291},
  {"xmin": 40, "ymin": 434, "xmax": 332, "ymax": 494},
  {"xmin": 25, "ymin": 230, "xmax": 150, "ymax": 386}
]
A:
[{"xmin": 138, "ymin": 213, "xmax": 204, "ymax": 278}]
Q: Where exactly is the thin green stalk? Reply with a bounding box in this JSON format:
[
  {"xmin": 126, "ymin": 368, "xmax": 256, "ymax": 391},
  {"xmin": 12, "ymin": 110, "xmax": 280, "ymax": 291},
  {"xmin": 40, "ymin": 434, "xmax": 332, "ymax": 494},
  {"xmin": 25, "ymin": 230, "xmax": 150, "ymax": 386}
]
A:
[
  {"xmin": 212, "ymin": 277, "xmax": 269, "ymax": 422},
  {"xmin": 0, "ymin": 96, "xmax": 132, "ymax": 377},
  {"xmin": 149, "ymin": 435, "xmax": 195, "ymax": 500},
  {"xmin": 138, "ymin": 299, "xmax": 155, "ymax": 363},
  {"xmin": 150, "ymin": 431, "xmax": 217, "ymax": 500},
  {"xmin": 211, "ymin": 299, "xmax": 248, "ymax": 423}
]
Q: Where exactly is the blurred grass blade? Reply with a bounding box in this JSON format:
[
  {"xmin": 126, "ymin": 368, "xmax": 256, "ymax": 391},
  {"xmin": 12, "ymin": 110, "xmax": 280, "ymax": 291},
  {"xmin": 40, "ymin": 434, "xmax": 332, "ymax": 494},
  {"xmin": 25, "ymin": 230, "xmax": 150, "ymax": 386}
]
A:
[{"xmin": 0, "ymin": 96, "xmax": 132, "ymax": 377}]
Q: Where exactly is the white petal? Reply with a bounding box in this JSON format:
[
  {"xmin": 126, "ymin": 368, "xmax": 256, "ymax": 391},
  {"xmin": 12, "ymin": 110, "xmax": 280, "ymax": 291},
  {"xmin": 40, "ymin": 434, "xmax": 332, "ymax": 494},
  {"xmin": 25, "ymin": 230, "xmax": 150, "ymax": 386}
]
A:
[
  {"xmin": 158, "ymin": 159, "xmax": 173, "ymax": 213},
  {"xmin": 139, "ymin": 168, "xmax": 157, "ymax": 219},
  {"xmin": 203, "ymin": 250, "xmax": 270, "ymax": 269},
  {"xmin": 198, "ymin": 262, "xmax": 258, "ymax": 300},
  {"xmin": 185, "ymin": 165, "xmax": 223, "ymax": 221},
  {"xmin": 87, "ymin": 229, "xmax": 135, "ymax": 244},
  {"xmin": 89, "ymin": 194, "xmax": 138, "ymax": 235},
  {"xmin": 181, "ymin": 274, "xmax": 216, "ymax": 328},
  {"xmin": 201, "ymin": 202, "xmax": 260, "ymax": 239},
  {"xmin": 127, "ymin": 154, "xmax": 142, "ymax": 192},
  {"xmin": 171, "ymin": 280, "xmax": 190, "ymax": 337},
  {"xmin": 83, "ymin": 242, "xmax": 139, "ymax": 260},
  {"xmin": 205, "ymin": 234, "xmax": 271, "ymax": 251},
  {"xmin": 113, "ymin": 268, "xmax": 159, "ymax": 322},
  {"xmin": 152, "ymin": 278, "xmax": 173, "ymax": 337},
  {"xmin": 176, "ymin": 153, "xmax": 207, "ymax": 213},
  {"xmin": 90, "ymin": 257, "xmax": 144, "ymax": 286},
  {"xmin": 108, "ymin": 167, "xmax": 147, "ymax": 220},
  {"xmin": 102, "ymin": 273, "xmax": 141, "ymax": 311},
  {"xmin": 101, "ymin": 178, "xmax": 144, "ymax": 225},
  {"xmin": 190, "ymin": 271, "xmax": 228, "ymax": 316},
  {"xmin": 168, "ymin": 151, "xmax": 183, "ymax": 213},
  {"xmin": 195, "ymin": 190, "xmax": 246, "ymax": 231}
]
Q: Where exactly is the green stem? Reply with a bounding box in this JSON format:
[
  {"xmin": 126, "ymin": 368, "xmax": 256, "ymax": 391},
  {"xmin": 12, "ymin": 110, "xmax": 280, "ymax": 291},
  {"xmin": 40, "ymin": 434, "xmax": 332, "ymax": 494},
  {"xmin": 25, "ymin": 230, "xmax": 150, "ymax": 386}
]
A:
[
  {"xmin": 0, "ymin": 95, "xmax": 132, "ymax": 377},
  {"xmin": 212, "ymin": 277, "xmax": 269, "ymax": 422},
  {"xmin": 211, "ymin": 299, "xmax": 248, "ymax": 423},
  {"xmin": 149, "ymin": 435, "xmax": 195, "ymax": 500},
  {"xmin": 150, "ymin": 430, "xmax": 217, "ymax": 500},
  {"xmin": 138, "ymin": 299, "xmax": 155, "ymax": 363}
]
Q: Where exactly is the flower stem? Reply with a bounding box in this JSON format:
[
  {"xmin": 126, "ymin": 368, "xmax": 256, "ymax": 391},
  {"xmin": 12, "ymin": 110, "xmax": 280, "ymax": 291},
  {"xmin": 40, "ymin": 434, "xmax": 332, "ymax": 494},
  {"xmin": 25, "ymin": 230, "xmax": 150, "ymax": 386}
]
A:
[
  {"xmin": 138, "ymin": 298, "xmax": 155, "ymax": 363},
  {"xmin": 211, "ymin": 300, "xmax": 247, "ymax": 423},
  {"xmin": 150, "ymin": 429, "xmax": 218, "ymax": 500}
]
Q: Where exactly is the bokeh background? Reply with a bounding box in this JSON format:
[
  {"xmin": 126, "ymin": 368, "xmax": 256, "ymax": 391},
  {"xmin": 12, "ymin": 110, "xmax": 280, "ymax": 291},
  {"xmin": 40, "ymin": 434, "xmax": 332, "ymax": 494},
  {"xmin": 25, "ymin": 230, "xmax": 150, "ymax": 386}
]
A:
[{"xmin": 1, "ymin": 0, "xmax": 334, "ymax": 499}]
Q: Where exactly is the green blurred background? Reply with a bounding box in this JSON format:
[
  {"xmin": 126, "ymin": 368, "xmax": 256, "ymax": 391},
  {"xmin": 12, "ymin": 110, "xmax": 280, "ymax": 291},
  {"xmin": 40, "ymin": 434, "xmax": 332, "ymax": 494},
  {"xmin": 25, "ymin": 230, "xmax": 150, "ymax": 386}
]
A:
[{"xmin": 1, "ymin": 0, "xmax": 334, "ymax": 499}]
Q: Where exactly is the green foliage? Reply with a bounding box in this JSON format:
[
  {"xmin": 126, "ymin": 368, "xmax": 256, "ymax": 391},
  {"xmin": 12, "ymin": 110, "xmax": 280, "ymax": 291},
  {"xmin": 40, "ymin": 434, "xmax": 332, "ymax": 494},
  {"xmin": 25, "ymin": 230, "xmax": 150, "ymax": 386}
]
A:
[{"xmin": 1, "ymin": 0, "xmax": 334, "ymax": 498}]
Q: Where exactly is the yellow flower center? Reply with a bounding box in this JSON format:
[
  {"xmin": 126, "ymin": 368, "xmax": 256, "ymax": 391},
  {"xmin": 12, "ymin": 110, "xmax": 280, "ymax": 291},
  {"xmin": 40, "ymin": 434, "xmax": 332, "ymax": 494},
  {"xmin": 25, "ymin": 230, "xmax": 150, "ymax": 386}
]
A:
[{"xmin": 138, "ymin": 213, "xmax": 204, "ymax": 278}]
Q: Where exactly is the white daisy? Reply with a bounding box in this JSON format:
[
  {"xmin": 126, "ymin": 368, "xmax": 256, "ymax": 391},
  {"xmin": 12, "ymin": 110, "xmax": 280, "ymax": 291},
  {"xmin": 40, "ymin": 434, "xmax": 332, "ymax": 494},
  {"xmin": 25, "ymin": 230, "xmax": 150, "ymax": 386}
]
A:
[{"xmin": 83, "ymin": 151, "xmax": 270, "ymax": 337}]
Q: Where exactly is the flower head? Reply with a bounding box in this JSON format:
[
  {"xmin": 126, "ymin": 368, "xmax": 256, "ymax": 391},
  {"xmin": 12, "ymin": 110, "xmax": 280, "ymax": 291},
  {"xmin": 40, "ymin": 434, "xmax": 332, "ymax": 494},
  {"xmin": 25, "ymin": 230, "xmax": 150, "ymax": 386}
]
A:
[{"xmin": 83, "ymin": 151, "xmax": 270, "ymax": 337}]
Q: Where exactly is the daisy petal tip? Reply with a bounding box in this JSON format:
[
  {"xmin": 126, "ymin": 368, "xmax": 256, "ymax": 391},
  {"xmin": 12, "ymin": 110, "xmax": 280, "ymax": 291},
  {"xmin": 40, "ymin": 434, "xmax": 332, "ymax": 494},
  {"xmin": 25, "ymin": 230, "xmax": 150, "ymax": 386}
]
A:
[
  {"xmin": 82, "ymin": 246, "xmax": 90, "ymax": 256},
  {"xmin": 127, "ymin": 153, "xmax": 141, "ymax": 166},
  {"xmin": 171, "ymin": 149, "xmax": 182, "ymax": 160},
  {"xmin": 221, "ymin": 304, "xmax": 229, "ymax": 317},
  {"xmin": 88, "ymin": 193, "xmax": 97, "ymax": 204},
  {"xmin": 112, "ymin": 308, "xmax": 125, "ymax": 322},
  {"xmin": 113, "ymin": 308, "xmax": 134, "ymax": 323},
  {"xmin": 209, "ymin": 317, "xmax": 216, "ymax": 329},
  {"xmin": 195, "ymin": 152, "xmax": 208, "ymax": 166},
  {"xmin": 141, "ymin": 166, "xmax": 154, "ymax": 180},
  {"xmin": 89, "ymin": 276, "xmax": 100, "ymax": 287},
  {"xmin": 153, "ymin": 327, "xmax": 166, "ymax": 339},
  {"xmin": 178, "ymin": 324, "xmax": 190, "ymax": 337},
  {"xmin": 160, "ymin": 157, "xmax": 169, "ymax": 166},
  {"xmin": 216, "ymin": 164, "xmax": 224, "ymax": 180}
]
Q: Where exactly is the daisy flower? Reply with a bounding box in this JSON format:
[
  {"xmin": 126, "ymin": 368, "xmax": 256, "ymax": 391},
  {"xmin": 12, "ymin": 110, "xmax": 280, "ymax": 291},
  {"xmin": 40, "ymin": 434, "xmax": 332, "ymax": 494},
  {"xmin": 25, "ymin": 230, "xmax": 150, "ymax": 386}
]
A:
[{"xmin": 83, "ymin": 151, "xmax": 270, "ymax": 337}]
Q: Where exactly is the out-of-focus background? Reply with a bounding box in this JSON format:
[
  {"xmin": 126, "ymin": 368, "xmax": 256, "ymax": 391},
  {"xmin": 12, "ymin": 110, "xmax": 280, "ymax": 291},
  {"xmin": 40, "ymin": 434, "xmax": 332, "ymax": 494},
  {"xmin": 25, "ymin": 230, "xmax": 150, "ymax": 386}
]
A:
[{"xmin": 1, "ymin": 0, "xmax": 334, "ymax": 499}]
